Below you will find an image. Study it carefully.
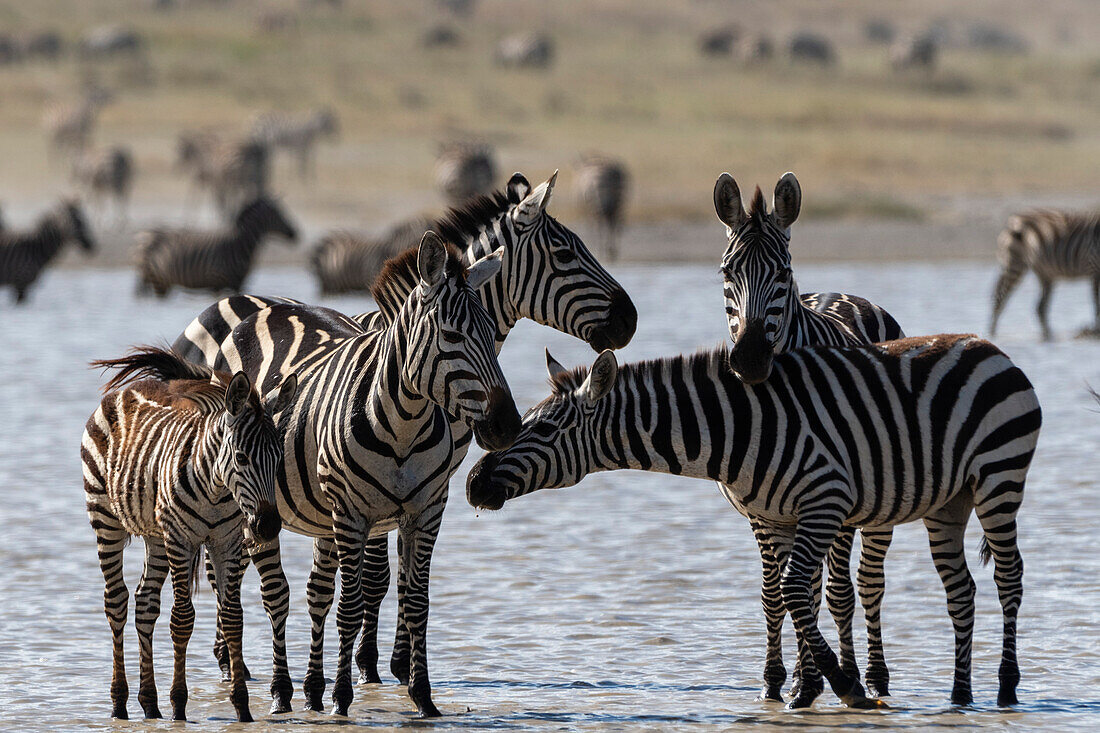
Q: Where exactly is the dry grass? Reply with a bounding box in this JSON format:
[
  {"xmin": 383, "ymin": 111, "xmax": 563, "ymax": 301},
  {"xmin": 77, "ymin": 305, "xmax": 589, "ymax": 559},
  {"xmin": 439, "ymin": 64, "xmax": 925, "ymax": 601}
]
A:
[{"xmin": 0, "ymin": 0, "xmax": 1097, "ymax": 227}]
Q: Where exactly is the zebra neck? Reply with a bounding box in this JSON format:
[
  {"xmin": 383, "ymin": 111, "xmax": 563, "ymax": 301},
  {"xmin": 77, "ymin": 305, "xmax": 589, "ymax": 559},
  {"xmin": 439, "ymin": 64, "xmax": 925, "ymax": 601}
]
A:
[
  {"xmin": 229, "ymin": 221, "xmax": 268, "ymax": 268},
  {"xmin": 366, "ymin": 310, "xmax": 435, "ymax": 441},
  {"xmin": 458, "ymin": 218, "xmax": 519, "ymax": 345},
  {"xmin": 33, "ymin": 221, "xmax": 66, "ymax": 266},
  {"xmin": 195, "ymin": 413, "xmax": 230, "ymax": 500},
  {"xmin": 782, "ymin": 280, "xmax": 819, "ymax": 350}
]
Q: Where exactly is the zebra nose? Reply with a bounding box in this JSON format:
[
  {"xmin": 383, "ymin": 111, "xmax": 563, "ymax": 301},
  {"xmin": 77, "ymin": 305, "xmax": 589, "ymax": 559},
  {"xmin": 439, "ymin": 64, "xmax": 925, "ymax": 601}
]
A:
[
  {"xmin": 729, "ymin": 319, "xmax": 774, "ymax": 385},
  {"xmin": 473, "ymin": 387, "xmax": 521, "ymax": 451},
  {"xmin": 252, "ymin": 503, "xmax": 282, "ymax": 542},
  {"xmin": 466, "ymin": 452, "xmax": 506, "ymax": 510},
  {"xmin": 588, "ymin": 288, "xmax": 638, "ymax": 351}
]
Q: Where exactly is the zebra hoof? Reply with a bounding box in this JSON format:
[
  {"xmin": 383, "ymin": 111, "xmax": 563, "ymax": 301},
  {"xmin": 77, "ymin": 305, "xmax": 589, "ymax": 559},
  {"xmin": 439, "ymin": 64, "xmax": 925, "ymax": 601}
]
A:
[
  {"xmin": 866, "ymin": 679, "xmax": 890, "ymax": 698},
  {"xmin": 111, "ymin": 706, "xmax": 128, "ymax": 720},
  {"xmin": 997, "ymin": 689, "xmax": 1019, "ymax": 707},
  {"xmin": 950, "ymin": 687, "xmax": 974, "ymax": 707},
  {"xmin": 390, "ymin": 654, "xmax": 410, "ymax": 685},
  {"xmin": 786, "ymin": 687, "xmax": 821, "ymax": 709},
  {"xmin": 842, "ymin": 694, "xmax": 889, "ymax": 710},
  {"xmin": 756, "ymin": 684, "xmax": 784, "ymax": 702},
  {"xmin": 358, "ymin": 668, "xmax": 382, "ymax": 685},
  {"xmin": 270, "ymin": 697, "xmax": 292, "ymax": 715},
  {"xmin": 409, "ymin": 681, "xmax": 441, "ymax": 718},
  {"xmin": 236, "ymin": 707, "xmax": 254, "ymax": 723}
]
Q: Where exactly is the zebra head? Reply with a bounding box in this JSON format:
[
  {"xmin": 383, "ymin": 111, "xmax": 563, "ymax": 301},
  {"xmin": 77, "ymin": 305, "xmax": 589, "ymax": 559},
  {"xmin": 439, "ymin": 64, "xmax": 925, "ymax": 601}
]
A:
[
  {"xmin": 466, "ymin": 349, "xmax": 618, "ymax": 510},
  {"xmin": 715, "ymin": 172, "xmax": 802, "ymax": 385},
  {"xmin": 499, "ymin": 171, "xmax": 637, "ymax": 351},
  {"xmin": 404, "ymin": 231, "xmax": 522, "ymax": 451},
  {"xmin": 216, "ymin": 371, "xmax": 297, "ymax": 545},
  {"xmin": 57, "ymin": 199, "xmax": 96, "ymax": 254},
  {"xmin": 236, "ymin": 196, "xmax": 298, "ymax": 243}
]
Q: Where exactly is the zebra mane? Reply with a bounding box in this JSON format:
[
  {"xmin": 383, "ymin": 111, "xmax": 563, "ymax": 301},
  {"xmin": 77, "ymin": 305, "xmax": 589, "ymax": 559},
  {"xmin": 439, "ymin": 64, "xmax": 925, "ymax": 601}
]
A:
[
  {"xmin": 746, "ymin": 186, "xmax": 769, "ymax": 224},
  {"xmin": 433, "ymin": 190, "xmax": 513, "ymax": 252},
  {"xmin": 370, "ymin": 240, "xmax": 469, "ymax": 319},
  {"xmin": 548, "ymin": 347, "xmax": 729, "ymax": 396},
  {"xmin": 92, "ymin": 345, "xmax": 232, "ymax": 397}
]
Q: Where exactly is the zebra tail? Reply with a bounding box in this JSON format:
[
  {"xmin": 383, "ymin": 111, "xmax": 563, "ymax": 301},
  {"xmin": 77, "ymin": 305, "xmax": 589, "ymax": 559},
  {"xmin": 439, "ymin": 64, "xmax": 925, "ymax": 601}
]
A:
[
  {"xmin": 996, "ymin": 216, "xmax": 1028, "ymax": 269},
  {"xmin": 308, "ymin": 234, "xmax": 333, "ymax": 277},
  {"xmin": 91, "ymin": 344, "xmax": 222, "ymax": 393},
  {"xmin": 978, "ymin": 536, "xmax": 992, "ymax": 567},
  {"xmin": 190, "ymin": 545, "xmax": 204, "ymax": 598}
]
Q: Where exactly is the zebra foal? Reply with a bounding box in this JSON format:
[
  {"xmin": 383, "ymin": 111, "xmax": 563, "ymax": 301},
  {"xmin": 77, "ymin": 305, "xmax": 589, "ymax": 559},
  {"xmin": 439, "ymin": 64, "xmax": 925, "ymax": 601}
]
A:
[
  {"xmin": 990, "ymin": 208, "xmax": 1100, "ymax": 340},
  {"xmin": 136, "ymin": 196, "xmax": 296, "ymax": 297},
  {"xmin": 82, "ymin": 346, "xmax": 297, "ymax": 722},
  {"xmin": 1, "ymin": 200, "xmax": 95, "ymax": 303},
  {"xmin": 468, "ymin": 336, "xmax": 1041, "ymax": 709}
]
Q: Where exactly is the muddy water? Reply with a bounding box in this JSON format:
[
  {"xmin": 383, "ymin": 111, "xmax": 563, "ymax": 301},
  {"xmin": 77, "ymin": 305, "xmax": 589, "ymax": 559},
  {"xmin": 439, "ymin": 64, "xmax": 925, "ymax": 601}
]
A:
[{"xmin": 1, "ymin": 262, "xmax": 1099, "ymax": 730}]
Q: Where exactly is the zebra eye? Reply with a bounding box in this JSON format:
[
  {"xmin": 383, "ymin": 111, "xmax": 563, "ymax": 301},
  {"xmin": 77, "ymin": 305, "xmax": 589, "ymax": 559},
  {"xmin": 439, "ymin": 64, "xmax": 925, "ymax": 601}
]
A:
[
  {"xmin": 552, "ymin": 248, "xmax": 576, "ymax": 264},
  {"xmin": 441, "ymin": 330, "xmax": 463, "ymax": 344},
  {"xmin": 235, "ymin": 451, "xmax": 249, "ymax": 465}
]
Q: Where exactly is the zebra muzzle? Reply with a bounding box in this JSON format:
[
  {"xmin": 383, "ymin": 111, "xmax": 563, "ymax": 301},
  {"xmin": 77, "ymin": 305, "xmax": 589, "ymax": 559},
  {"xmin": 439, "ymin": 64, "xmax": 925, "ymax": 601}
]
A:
[
  {"xmin": 472, "ymin": 387, "xmax": 521, "ymax": 452},
  {"xmin": 466, "ymin": 452, "xmax": 506, "ymax": 510},
  {"xmin": 587, "ymin": 288, "xmax": 638, "ymax": 352},
  {"xmin": 250, "ymin": 503, "xmax": 282, "ymax": 543},
  {"xmin": 728, "ymin": 320, "xmax": 774, "ymax": 385}
]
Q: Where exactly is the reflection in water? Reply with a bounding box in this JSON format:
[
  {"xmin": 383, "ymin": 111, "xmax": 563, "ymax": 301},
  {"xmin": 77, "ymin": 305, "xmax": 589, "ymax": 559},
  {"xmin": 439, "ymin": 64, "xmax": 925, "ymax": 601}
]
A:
[{"xmin": 1, "ymin": 262, "xmax": 1099, "ymax": 730}]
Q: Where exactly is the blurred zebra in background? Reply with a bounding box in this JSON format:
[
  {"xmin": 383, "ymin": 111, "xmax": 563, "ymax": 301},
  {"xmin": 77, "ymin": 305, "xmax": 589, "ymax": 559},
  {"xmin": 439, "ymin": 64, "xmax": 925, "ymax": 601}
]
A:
[
  {"xmin": 136, "ymin": 197, "xmax": 296, "ymax": 297},
  {"xmin": 576, "ymin": 154, "xmax": 629, "ymax": 261},
  {"xmin": 42, "ymin": 87, "xmax": 113, "ymax": 162},
  {"xmin": 251, "ymin": 108, "xmax": 339, "ymax": 180},
  {"xmin": 990, "ymin": 208, "xmax": 1100, "ymax": 339},
  {"xmin": 434, "ymin": 142, "xmax": 496, "ymax": 204},
  {"xmin": 309, "ymin": 215, "xmax": 430, "ymax": 295},
  {"xmin": 0, "ymin": 200, "xmax": 95, "ymax": 303},
  {"xmin": 72, "ymin": 145, "xmax": 134, "ymax": 223},
  {"xmin": 176, "ymin": 132, "xmax": 270, "ymax": 219}
]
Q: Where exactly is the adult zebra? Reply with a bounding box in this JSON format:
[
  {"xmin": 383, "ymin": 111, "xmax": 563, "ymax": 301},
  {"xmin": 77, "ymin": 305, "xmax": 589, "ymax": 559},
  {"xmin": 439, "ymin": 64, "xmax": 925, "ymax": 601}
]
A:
[
  {"xmin": 467, "ymin": 338, "xmax": 1041, "ymax": 709},
  {"xmin": 171, "ymin": 171, "xmax": 638, "ymax": 705},
  {"xmin": 990, "ymin": 208, "xmax": 1100, "ymax": 340},
  {"xmin": 251, "ymin": 108, "xmax": 339, "ymax": 180},
  {"xmin": 715, "ymin": 172, "xmax": 903, "ymax": 704},
  {"xmin": 176, "ymin": 233, "xmax": 520, "ymax": 717},
  {"xmin": 1, "ymin": 200, "xmax": 96, "ymax": 303}
]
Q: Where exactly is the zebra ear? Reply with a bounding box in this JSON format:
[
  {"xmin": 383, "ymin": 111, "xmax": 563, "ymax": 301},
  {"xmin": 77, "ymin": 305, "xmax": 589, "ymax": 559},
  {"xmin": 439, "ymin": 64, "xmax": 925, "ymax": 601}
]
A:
[
  {"xmin": 506, "ymin": 172, "xmax": 531, "ymax": 204},
  {"xmin": 581, "ymin": 350, "xmax": 618, "ymax": 403},
  {"xmin": 225, "ymin": 372, "xmax": 252, "ymax": 417},
  {"xmin": 466, "ymin": 247, "xmax": 503, "ymax": 290},
  {"xmin": 714, "ymin": 173, "xmax": 745, "ymax": 231},
  {"xmin": 773, "ymin": 172, "xmax": 801, "ymax": 230},
  {"xmin": 545, "ymin": 349, "xmax": 568, "ymax": 381},
  {"xmin": 264, "ymin": 373, "xmax": 297, "ymax": 415},
  {"xmin": 417, "ymin": 231, "xmax": 448, "ymax": 290},
  {"xmin": 513, "ymin": 170, "xmax": 557, "ymax": 225}
]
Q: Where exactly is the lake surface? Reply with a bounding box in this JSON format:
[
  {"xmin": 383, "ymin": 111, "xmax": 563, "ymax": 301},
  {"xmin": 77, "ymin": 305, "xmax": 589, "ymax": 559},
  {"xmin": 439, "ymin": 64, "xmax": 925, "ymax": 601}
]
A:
[{"xmin": 2, "ymin": 262, "xmax": 1099, "ymax": 731}]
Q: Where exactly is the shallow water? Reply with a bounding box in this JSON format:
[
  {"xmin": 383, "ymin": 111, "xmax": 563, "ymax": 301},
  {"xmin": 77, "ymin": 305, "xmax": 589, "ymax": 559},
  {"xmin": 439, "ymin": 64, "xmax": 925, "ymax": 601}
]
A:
[{"xmin": 2, "ymin": 262, "xmax": 1099, "ymax": 731}]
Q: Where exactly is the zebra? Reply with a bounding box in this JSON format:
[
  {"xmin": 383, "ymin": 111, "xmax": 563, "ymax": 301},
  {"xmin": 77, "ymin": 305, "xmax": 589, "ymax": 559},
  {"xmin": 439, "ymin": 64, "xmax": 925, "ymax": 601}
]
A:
[
  {"xmin": 72, "ymin": 145, "xmax": 134, "ymax": 223},
  {"xmin": 890, "ymin": 33, "xmax": 937, "ymax": 72},
  {"xmin": 135, "ymin": 196, "xmax": 297, "ymax": 297},
  {"xmin": 494, "ymin": 32, "xmax": 555, "ymax": 69},
  {"xmin": 1, "ymin": 200, "xmax": 96, "ymax": 303},
  {"xmin": 251, "ymin": 108, "xmax": 339, "ymax": 180},
  {"xmin": 82, "ymin": 346, "xmax": 297, "ymax": 721},
  {"xmin": 715, "ymin": 171, "xmax": 904, "ymax": 704},
  {"xmin": 178, "ymin": 232, "xmax": 520, "ymax": 717},
  {"xmin": 309, "ymin": 216, "xmax": 430, "ymax": 295},
  {"xmin": 990, "ymin": 208, "xmax": 1100, "ymax": 340},
  {"xmin": 434, "ymin": 142, "xmax": 496, "ymax": 204},
  {"xmin": 176, "ymin": 132, "xmax": 270, "ymax": 219},
  {"xmin": 171, "ymin": 171, "xmax": 637, "ymax": 705},
  {"xmin": 468, "ymin": 336, "xmax": 1042, "ymax": 709},
  {"xmin": 576, "ymin": 155, "xmax": 629, "ymax": 262},
  {"xmin": 42, "ymin": 87, "xmax": 112, "ymax": 161}
]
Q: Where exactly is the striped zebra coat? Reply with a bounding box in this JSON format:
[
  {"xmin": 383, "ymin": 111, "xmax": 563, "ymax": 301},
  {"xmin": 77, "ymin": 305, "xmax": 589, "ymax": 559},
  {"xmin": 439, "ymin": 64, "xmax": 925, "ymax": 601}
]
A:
[
  {"xmin": 136, "ymin": 197, "xmax": 297, "ymax": 297},
  {"xmin": 176, "ymin": 132, "xmax": 270, "ymax": 218},
  {"xmin": 576, "ymin": 155, "xmax": 629, "ymax": 261},
  {"xmin": 251, "ymin": 108, "xmax": 338, "ymax": 180},
  {"xmin": 468, "ymin": 337, "xmax": 1041, "ymax": 709},
  {"xmin": 72, "ymin": 145, "xmax": 134, "ymax": 222},
  {"xmin": 171, "ymin": 172, "xmax": 637, "ymax": 701},
  {"xmin": 1, "ymin": 200, "xmax": 95, "ymax": 303},
  {"xmin": 82, "ymin": 347, "xmax": 296, "ymax": 722},
  {"xmin": 434, "ymin": 142, "xmax": 496, "ymax": 204},
  {"xmin": 990, "ymin": 208, "xmax": 1100, "ymax": 340},
  {"xmin": 715, "ymin": 173, "xmax": 903, "ymax": 704},
  {"xmin": 176, "ymin": 233, "xmax": 521, "ymax": 717},
  {"xmin": 308, "ymin": 216, "xmax": 429, "ymax": 295}
]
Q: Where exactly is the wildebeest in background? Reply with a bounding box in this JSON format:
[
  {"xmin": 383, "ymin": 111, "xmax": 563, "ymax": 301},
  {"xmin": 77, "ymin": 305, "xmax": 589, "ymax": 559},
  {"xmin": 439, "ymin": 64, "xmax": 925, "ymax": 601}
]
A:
[
  {"xmin": 434, "ymin": 141, "xmax": 497, "ymax": 205},
  {"xmin": 494, "ymin": 32, "xmax": 554, "ymax": 69},
  {"xmin": 698, "ymin": 26, "xmax": 741, "ymax": 57},
  {"xmin": 0, "ymin": 200, "xmax": 96, "ymax": 303},
  {"xmin": 79, "ymin": 24, "xmax": 144, "ymax": 59},
  {"xmin": 42, "ymin": 86, "xmax": 113, "ymax": 162},
  {"xmin": 250, "ymin": 108, "xmax": 339, "ymax": 180},
  {"xmin": 72, "ymin": 145, "xmax": 134, "ymax": 223},
  {"xmin": 176, "ymin": 131, "xmax": 271, "ymax": 219},
  {"xmin": 788, "ymin": 32, "xmax": 836, "ymax": 65},
  {"xmin": 890, "ymin": 33, "xmax": 937, "ymax": 72},
  {"xmin": 576, "ymin": 155, "xmax": 630, "ymax": 262},
  {"xmin": 135, "ymin": 196, "xmax": 297, "ymax": 297},
  {"xmin": 309, "ymin": 215, "xmax": 432, "ymax": 295}
]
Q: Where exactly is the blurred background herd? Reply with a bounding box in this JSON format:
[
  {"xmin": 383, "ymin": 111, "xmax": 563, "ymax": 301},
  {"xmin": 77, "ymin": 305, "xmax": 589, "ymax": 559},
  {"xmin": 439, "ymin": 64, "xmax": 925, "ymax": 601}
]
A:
[{"xmin": 0, "ymin": 0, "xmax": 1097, "ymax": 296}]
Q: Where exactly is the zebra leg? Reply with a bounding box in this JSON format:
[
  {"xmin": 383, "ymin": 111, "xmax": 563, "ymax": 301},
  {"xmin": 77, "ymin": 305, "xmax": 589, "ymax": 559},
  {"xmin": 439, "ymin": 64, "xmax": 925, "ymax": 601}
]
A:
[
  {"xmin": 1036, "ymin": 276, "xmax": 1055, "ymax": 341},
  {"xmin": 166, "ymin": 540, "xmax": 199, "ymax": 721},
  {"xmin": 250, "ymin": 538, "xmax": 293, "ymax": 713},
  {"xmin": 989, "ymin": 264, "xmax": 1025, "ymax": 336},
  {"xmin": 390, "ymin": 533, "xmax": 413, "ymax": 685},
  {"xmin": 134, "ymin": 536, "xmax": 169, "ymax": 720},
  {"xmin": 923, "ymin": 493, "xmax": 976, "ymax": 706},
  {"xmin": 751, "ymin": 521, "xmax": 786, "ymax": 702},
  {"xmin": 1091, "ymin": 276, "xmax": 1100, "ymax": 332},
  {"xmin": 778, "ymin": 508, "xmax": 878, "ymax": 709},
  {"xmin": 787, "ymin": 562, "xmax": 825, "ymax": 708},
  {"xmin": 332, "ymin": 516, "xmax": 369, "ymax": 716},
  {"xmin": 303, "ymin": 537, "xmax": 338, "ymax": 712},
  {"xmin": 399, "ymin": 506, "xmax": 444, "ymax": 718},
  {"xmin": 857, "ymin": 528, "xmax": 894, "ymax": 697},
  {"xmin": 355, "ymin": 534, "xmax": 390, "ymax": 685},
  {"xmin": 209, "ymin": 551, "xmax": 253, "ymax": 682},
  {"xmin": 92, "ymin": 512, "xmax": 130, "ymax": 719},
  {"xmin": 209, "ymin": 541, "xmax": 253, "ymax": 723},
  {"xmin": 825, "ymin": 528, "xmax": 860, "ymax": 681},
  {"xmin": 976, "ymin": 492, "xmax": 1025, "ymax": 706}
]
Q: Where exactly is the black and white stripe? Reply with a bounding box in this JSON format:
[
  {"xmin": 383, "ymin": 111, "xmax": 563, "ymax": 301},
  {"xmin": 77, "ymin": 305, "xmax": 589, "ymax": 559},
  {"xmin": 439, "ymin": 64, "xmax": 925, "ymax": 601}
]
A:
[
  {"xmin": 715, "ymin": 172, "xmax": 904, "ymax": 703},
  {"xmin": 72, "ymin": 145, "xmax": 134, "ymax": 222},
  {"xmin": 251, "ymin": 108, "xmax": 339, "ymax": 180},
  {"xmin": 176, "ymin": 132, "xmax": 271, "ymax": 218},
  {"xmin": 308, "ymin": 216, "xmax": 429, "ymax": 295},
  {"xmin": 0, "ymin": 200, "xmax": 96, "ymax": 303},
  {"xmin": 434, "ymin": 142, "xmax": 496, "ymax": 204},
  {"xmin": 576, "ymin": 154, "xmax": 629, "ymax": 261},
  {"xmin": 82, "ymin": 347, "xmax": 296, "ymax": 722},
  {"xmin": 135, "ymin": 197, "xmax": 297, "ymax": 297},
  {"xmin": 468, "ymin": 336, "xmax": 1041, "ymax": 709},
  {"xmin": 990, "ymin": 208, "xmax": 1100, "ymax": 339}
]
